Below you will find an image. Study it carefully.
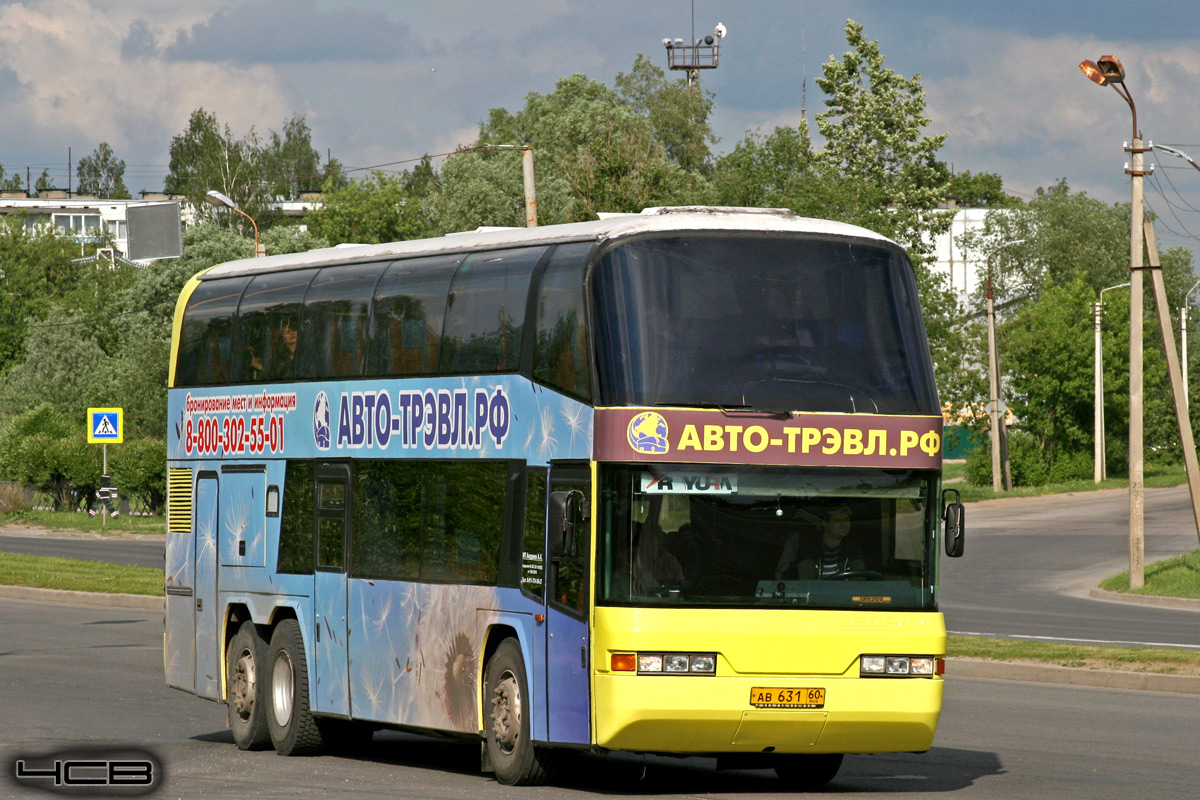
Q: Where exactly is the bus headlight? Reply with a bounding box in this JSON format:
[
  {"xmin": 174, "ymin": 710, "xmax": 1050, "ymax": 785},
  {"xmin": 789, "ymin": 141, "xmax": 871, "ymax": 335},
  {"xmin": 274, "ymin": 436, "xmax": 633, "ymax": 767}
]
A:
[
  {"xmin": 861, "ymin": 655, "xmax": 942, "ymax": 677},
  {"xmin": 632, "ymin": 652, "xmax": 717, "ymax": 675}
]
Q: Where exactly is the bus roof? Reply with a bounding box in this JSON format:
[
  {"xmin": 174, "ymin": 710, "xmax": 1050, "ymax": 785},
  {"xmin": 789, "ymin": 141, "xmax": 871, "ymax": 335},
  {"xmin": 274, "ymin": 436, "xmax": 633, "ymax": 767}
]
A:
[{"xmin": 199, "ymin": 206, "xmax": 898, "ymax": 280}]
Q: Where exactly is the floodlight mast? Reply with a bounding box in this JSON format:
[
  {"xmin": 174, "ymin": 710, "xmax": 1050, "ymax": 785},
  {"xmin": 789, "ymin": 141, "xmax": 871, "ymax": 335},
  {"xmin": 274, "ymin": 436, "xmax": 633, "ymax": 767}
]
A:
[{"xmin": 663, "ymin": 21, "xmax": 725, "ymax": 88}]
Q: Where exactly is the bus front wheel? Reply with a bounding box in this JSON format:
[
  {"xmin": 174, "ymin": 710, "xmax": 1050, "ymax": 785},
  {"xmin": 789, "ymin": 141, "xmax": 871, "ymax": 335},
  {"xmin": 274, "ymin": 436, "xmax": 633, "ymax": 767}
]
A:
[
  {"xmin": 266, "ymin": 618, "xmax": 324, "ymax": 756},
  {"xmin": 484, "ymin": 638, "xmax": 551, "ymax": 785},
  {"xmin": 226, "ymin": 621, "xmax": 272, "ymax": 750},
  {"xmin": 774, "ymin": 753, "xmax": 843, "ymax": 787}
]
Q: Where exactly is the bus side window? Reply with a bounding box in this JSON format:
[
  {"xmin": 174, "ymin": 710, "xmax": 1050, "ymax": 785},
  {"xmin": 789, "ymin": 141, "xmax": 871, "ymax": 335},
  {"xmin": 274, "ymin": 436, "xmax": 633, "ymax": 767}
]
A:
[
  {"xmin": 232, "ymin": 271, "xmax": 315, "ymax": 383},
  {"xmin": 522, "ymin": 468, "xmax": 548, "ymax": 598},
  {"xmin": 367, "ymin": 256, "xmax": 458, "ymax": 377},
  {"xmin": 300, "ymin": 263, "xmax": 384, "ymax": 379},
  {"xmin": 277, "ymin": 461, "xmax": 314, "ymax": 574},
  {"xmin": 534, "ymin": 242, "xmax": 593, "ymax": 400},
  {"xmin": 439, "ymin": 247, "xmax": 545, "ymax": 374},
  {"xmin": 175, "ymin": 277, "xmax": 249, "ymax": 387}
]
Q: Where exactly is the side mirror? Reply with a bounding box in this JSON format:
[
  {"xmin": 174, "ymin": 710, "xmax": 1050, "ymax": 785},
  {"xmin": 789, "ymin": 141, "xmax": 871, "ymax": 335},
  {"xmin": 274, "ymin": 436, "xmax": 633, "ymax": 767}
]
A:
[
  {"xmin": 941, "ymin": 488, "xmax": 965, "ymax": 558},
  {"xmin": 548, "ymin": 490, "xmax": 579, "ymax": 557}
]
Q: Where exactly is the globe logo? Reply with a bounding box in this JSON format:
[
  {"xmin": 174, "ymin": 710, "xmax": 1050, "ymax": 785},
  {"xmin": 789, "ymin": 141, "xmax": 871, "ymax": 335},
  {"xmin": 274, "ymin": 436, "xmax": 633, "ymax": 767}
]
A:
[
  {"xmin": 627, "ymin": 411, "xmax": 669, "ymax": 454},
  {"xmin": 313, "ymin": 391, "xmax": 331, "ymax": 450}
]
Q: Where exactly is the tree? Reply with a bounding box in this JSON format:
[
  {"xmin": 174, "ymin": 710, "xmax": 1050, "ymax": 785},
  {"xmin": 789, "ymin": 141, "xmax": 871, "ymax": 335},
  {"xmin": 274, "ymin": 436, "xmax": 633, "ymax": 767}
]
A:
[
  {"xmin": 0, "ymin": 165, "xmax": 25, "ymax": 193},
  {"xmin": 814, "ymin": 20, "xmax": 953, "ymax": 260},
  {"xmin": 0, "ymin": 216, "xmax": 88, "ymax": 371},
  {"xmin": 165, "ymin": 108, "xmax": 267, "ymax": 226},
  {"xmin": 308, "ymin": 171, "xmax": 433, "ymax": 245},
  {"xmin": 615, "ymin": 54, "xmax": 716, "ymax": 173},
  {"xmin": 435, "ymin": 72, "xmax": 711, "ymax": 231},
  {"xmin": 34, "ymin": 169, "xmax": 54, "ymax": 195},
  {"xmin": 76, "ymin": 143, "xmax": 131, "ymax": 199},
  {"xmin": 950, "ymin": 170, "xmax": 1017, "ymax": 208},
  {"xmin": 262, "ymin": 225, "xmax": 329, "ymax": 256},
  {"xmin": 262, "ymin": 115, "xmax": 322, "ymax": 200}
]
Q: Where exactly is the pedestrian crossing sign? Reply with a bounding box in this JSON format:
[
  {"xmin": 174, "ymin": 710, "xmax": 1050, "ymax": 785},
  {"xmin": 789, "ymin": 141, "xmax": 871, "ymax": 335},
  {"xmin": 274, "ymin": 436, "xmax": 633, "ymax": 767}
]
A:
[{"xmin": 87, "ymin": 407, "xmax": 124, "ymax": 443}]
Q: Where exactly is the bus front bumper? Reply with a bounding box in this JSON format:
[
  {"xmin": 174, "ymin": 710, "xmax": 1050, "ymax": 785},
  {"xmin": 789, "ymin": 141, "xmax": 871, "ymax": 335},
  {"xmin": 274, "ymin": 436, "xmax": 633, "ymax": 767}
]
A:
[{"xmin": 593, "ymin": 672, "xmax": 943, "ymax": 754}]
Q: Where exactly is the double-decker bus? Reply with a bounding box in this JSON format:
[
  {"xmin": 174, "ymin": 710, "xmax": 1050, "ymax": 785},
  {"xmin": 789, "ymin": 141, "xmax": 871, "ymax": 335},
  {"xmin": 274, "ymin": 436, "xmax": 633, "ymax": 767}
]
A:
[{"xmin": 164, "ymin": 206, "xmax": 964, "ymax": 788}]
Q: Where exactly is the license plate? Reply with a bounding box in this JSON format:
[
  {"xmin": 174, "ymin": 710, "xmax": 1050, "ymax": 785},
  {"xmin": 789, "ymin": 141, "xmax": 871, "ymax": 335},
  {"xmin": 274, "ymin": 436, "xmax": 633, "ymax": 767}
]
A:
[{"xmin": 749, "ymin": 687, "xmax": 825, "ymax": 709}]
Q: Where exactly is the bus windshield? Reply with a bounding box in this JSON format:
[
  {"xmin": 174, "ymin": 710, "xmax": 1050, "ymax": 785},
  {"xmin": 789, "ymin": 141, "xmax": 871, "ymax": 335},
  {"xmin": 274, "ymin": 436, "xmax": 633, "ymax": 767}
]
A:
[
  {"xmin": 592, "ymin": 235, "xmax": 938, "ymax": 415},
  {"xmin": 597, "ymin": 464, "xmax": 938, "ymax": 611}
]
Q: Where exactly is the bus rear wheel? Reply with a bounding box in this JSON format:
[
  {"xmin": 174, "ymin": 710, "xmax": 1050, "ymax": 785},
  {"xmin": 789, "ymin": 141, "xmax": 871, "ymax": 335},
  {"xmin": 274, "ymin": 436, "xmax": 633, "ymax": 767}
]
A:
[
  {"xmin": 773, "ymin": 753, "xmax": 843, "ymax": 788},
  {"xmin": 266, "ymin": 618, "xmax": 324, "ymax": 756},
  {"xmin": 484, "ymin": 638, "xmax": 551, "ymax": 785},
  {"xmin": 227, "ymin": 621, "xmax": 272, "ymax": 750}
]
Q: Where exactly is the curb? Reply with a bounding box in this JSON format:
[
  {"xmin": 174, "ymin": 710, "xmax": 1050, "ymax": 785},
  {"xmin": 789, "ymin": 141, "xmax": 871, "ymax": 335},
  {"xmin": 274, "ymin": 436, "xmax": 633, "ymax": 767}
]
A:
[
  {"xmin": 0, "ymin": 585, "xmax": 163, "ymax": 611},
  {"xmin": 1088, "ymin": 587, "xmax": 1200, "ymax": 611},
  {"xmin": 951, "ymin": 657, "xmax": 1200, "ymax": 695}
]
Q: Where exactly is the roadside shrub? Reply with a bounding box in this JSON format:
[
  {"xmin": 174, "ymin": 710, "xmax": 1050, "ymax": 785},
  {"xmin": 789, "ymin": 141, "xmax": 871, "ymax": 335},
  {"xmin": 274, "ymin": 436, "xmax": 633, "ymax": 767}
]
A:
[
  {"xmin": 964, "ymin": 429, "xmax": 1095, "ymax": 488},
  {"xmin": 0, "ymin": 404, "xmax": 102, "ymax": 509},
  {"xmin": 0, "ymin": 481, "xmax": 30, "ymax": 512},
  {"xmin": 110, "ymin": 438, "xmax": 166, "ymax": 514}
]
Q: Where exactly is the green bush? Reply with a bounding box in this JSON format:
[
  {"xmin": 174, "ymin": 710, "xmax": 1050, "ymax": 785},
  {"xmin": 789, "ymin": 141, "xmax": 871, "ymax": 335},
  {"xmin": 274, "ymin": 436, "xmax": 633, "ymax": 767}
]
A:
[
  {"xmin": 110, "ymin": 439, "xmax": 166, "ymax": 513},
  {"xmin": 964, "ymin": 429, "xmax": 1091, "ymax": 488},
  {"xmin": 0, "ymin": 404, "xmax": 102, "ymax": 509}
]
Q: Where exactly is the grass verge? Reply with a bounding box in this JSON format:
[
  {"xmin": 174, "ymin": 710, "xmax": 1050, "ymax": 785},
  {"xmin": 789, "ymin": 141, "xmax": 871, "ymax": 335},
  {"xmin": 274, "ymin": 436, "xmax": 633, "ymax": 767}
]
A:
[
  {"xmin": 0, "ymin": 510, "xmax": 164, "ymax": 536},
  {"xmin": 948, "ymin": 635, "xmax": 1200, "ymax": 675},
  {"xmin": 1099, "ymin": 549, "xmax": 1200, "ymax": 598},
  {"xmin": 954, "ymin": 463, "xmax": 1187, "ymax": 503},
  {"xmin": 0, "ymin": 552, "xmax": 162, "ymax": 595}
]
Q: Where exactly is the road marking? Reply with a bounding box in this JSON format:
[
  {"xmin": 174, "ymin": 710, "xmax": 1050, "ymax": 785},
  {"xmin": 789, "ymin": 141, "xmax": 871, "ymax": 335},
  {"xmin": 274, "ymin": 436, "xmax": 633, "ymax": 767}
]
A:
[{"xmin": 949, "ymin": 630, "xmax": 1200, "ymax": 650}]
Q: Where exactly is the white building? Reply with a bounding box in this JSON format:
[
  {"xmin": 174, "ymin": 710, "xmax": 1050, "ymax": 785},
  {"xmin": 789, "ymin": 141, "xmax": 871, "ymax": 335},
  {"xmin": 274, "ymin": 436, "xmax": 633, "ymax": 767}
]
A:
[
  {"xmin": 928, "ymin": 207, "xmax": 992, "ymax": 301},
  {"xmin": 0, "ymin": 193, "xmax": 186, "ymax": 259}
]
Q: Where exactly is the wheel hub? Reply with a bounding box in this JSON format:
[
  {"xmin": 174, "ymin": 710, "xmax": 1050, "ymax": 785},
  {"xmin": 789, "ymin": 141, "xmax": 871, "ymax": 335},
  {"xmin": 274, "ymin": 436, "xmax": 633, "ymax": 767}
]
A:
[
  {"xmin": 490, "ymin": 671, "xmax": 521, "ymax": 753},
  {"xmin": 232, "ymin": 650, "xmax": 256, "ymax": 717}
]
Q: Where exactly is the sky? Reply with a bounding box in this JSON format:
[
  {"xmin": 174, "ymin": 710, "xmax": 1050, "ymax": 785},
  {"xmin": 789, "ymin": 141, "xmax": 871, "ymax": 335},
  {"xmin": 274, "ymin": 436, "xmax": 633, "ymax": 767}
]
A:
[{"xmin": 3, "ymin": 0, "xmax": 1200, "ymax": 255}]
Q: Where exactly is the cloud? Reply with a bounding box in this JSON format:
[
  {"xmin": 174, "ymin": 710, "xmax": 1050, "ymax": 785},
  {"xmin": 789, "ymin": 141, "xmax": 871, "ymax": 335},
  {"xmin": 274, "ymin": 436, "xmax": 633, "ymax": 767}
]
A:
[
  {"xmin": 163, "ymin": 0, "xmax": 419, "ymax": 64},
  {"xmin": 0, "ymin": 0, "xmax": 292, "ymax": 190}
]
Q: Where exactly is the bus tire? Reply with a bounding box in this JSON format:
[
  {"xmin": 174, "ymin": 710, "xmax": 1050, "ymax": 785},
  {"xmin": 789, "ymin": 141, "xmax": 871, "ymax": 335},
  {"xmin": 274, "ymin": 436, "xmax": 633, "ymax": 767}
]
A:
[
  {"xmin": 266, "ymin": 618, "xmax": 324, "ymax": 756},
  {"xmin": 484, "ymin": 638, "xmax": 551, "ymax": 785},
  {"xmin": 226, "ymin": 621, "xmax": 272, "ymax": 750},
  {"xmin": 773, "ymin": 753, "xmax": 843, "ymax": 787}
]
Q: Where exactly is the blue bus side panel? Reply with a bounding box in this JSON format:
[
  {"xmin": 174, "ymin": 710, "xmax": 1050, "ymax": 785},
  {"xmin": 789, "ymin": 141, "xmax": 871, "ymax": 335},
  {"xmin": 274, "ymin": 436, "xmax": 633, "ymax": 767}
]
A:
[
  {"xmin": 346, "ymin": 581, "xmax": 539, "ymax": 734},
  {"xmin": 195, "ymin": 475, "xmax": 220, "ymax": 700},
  {"xmin": 218, "ymin": 471, "xmax": 266, "ymax": 568},
  {"xmin": 314, "ymin": 570, "xmax": 350, "ymax": 715},
  {"xmin": 545, "ymin": 609, "xmax": 590, "ymax": 743},
  {"xmin": 164, "ymin": 483, "xmax": 196, "ymax": 692}
]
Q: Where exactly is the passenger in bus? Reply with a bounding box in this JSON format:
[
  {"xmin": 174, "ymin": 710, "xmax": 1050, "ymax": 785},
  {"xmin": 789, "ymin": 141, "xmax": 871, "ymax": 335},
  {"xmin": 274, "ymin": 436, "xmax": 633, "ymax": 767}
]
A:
[
  {"xmin": 268, "ymin": 316, "xmax": 299, "ymax": 380},
  {"xmin": 634, "ymin": 522, "xmax": 684, "ymax": 594},
  {"xmin": 775, "ymin": 506, "xmax": 864, "ymax": 580}
]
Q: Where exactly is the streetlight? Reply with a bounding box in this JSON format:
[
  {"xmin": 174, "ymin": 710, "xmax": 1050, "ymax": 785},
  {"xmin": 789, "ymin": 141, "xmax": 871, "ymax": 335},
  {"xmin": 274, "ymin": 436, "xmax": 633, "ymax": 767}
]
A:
[
  {"xmin": 1079, "ymin": 53, "xmax": 1148, "ymax": 588},
  {"xmin": 984, "ymin": 238, "xmax": 1024, "ymax": 492},
  {"xmin": 1094, "ymin": 282, "xmax": 1129, "ymax": 482},
  {"xmin": 205, "ymin": 190, "xmax": 263, "ymax": 257}
]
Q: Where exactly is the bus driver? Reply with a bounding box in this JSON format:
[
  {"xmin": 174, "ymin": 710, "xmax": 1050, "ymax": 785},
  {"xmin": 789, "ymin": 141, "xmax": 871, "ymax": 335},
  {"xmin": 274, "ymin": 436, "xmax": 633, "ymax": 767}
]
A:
[{"xmin": 775, "ymin": 505, "xmax": 864, "ymax": 580}]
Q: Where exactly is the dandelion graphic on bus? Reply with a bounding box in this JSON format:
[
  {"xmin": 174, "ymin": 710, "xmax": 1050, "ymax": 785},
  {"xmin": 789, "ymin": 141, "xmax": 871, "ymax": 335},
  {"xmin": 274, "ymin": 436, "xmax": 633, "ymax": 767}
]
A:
[{"xmin": 627, "ymin": 411, "xmax": 670, "ymax": 454}]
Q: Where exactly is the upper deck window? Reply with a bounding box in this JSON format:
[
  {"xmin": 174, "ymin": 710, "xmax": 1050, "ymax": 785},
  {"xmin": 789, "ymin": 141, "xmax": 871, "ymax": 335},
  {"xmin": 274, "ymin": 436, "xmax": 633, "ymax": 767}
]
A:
[
  {"xmin": 439, "ymin": 247, "xmax": 546, "ymax": 375},
  {"xmin": 591, "ymin": 235, "xmax": 938, "ymax": 415}
]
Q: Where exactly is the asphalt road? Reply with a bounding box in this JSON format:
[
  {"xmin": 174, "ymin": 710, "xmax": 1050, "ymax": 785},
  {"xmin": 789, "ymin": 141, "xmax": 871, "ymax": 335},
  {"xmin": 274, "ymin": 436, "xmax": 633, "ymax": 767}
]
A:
[
  {"xmin": 940, "ymin": 485, "xmax": 1200, "ymax": 648},
  {"xmin": 2, "ymin": 597, "xmax": 1198, "ymax": 799},
  {"xmin": 0, "ymin": 532, "xmax": 164, "ymax": 569}
]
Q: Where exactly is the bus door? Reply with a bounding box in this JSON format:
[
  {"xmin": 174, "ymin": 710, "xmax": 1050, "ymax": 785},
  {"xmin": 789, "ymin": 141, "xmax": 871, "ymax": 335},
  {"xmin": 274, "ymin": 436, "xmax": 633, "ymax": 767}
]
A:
[
  {"xmin": 544, "ymin": 463, "xmax": 590, "ymax": 744},
  {"xmin": 194, "ymin": 472, "xmax": 220, "ymax": 700},
  {"xmin": 312, "ymin": 464, "xmax": 351, "ymax": 717}
]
